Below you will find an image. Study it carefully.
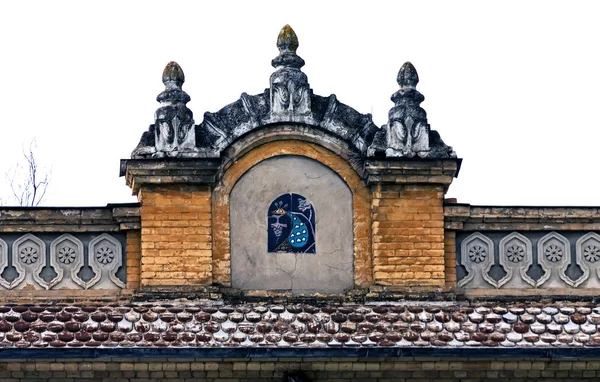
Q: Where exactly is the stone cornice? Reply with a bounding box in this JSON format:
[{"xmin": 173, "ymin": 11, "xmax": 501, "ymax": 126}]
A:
[
  {"xmin": 364, "ymin": 158, "xmax": 461, "ymax": 190},
  {"xmin": 445, "ymin": 204, "xmax": 600, "ymax": 230},
  {"xmin": 0, "ymin": 204, "xmax": 140, "ymax": 232},
  {"xmin": 121, "ymin": 158, "xmax": 221, "ymax": 194}
]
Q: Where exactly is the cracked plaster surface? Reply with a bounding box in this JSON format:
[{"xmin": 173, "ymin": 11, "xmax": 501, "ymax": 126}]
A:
[{"xmin": 230, "ymin": 156, "xmax": 353, "ymax": 293}]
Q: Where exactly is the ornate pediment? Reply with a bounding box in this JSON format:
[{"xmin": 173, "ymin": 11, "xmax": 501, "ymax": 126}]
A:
[{"xmin": 131, "ymin": 25, "xmax": 455, "ymax": 160}]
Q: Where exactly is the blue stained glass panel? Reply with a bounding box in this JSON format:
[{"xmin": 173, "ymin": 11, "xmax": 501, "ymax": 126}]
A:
[{"xmin": 267, "ymin": 193, "xmax": 316, "ymax": 253}]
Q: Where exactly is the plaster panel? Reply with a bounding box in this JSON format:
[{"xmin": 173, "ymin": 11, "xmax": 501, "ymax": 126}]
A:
[
  {"xmin": 575, "ymin": 232, "xmax": 600, "ymax": 288},
  {"xmin": 458, "ymin": 232, "xmax": 496, "ymax": 288},
  {"xmin": 498, "ymin": 232, "xmax": 535, "ymax": 288},
  {"xmin": 230, "ymin": 155, "xmax": 353, "ymax": 293},
  {"xmin": 0, "ymin": 239, "xmax": 8, "ymax": 289}
]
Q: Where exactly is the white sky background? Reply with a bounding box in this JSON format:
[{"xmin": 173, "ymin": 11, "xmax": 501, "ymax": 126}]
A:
[{"xmin": 0, "ymin": 1, "xmax": 598, "ymax": 207}]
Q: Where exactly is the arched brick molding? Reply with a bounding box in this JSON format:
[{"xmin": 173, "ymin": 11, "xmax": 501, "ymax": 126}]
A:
[{"xmin": 212, "ymin": 139, "xmax": 372, "ymax": 288}]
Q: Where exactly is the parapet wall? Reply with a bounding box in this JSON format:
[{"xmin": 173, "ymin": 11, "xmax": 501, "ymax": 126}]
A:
[
  {"xmin": 0, "ymin": 205, "xmax": 140, "ymax": 302},
  {"xmin": 445, "ymin": 204, "xmax": 600, "ymax": 297},
  {"xmin": 2, "ymin": 201, "xmax": 600, "ymax": 302}
]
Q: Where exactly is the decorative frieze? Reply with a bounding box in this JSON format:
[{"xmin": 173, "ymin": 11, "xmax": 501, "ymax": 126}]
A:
[
  {"xmin": 458, "ymin": 233, "xmax": 496, "ymax": 288},
  {"xmin": 575, "ymin": 233, "xmax": 600, "ymax": 288},
  {"xmin": 49, "ymin": 234, "xmax": 86, "ymax": 289},
  {"xmin": 0, "ymin": 233, "xmax": 125, "ymax": 290},
  {"xmin": 457, "ymin": 231, "xmax": 600, "ymax": 289},
  {"xmin": 12, "ymin": 234, "xmax": 47, "ymax": 290},
  {"xmin": 498, "ymin": 232, "xmax": 535, "ymax": 288}
]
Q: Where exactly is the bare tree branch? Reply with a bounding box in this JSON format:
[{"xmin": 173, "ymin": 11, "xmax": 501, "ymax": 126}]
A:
[{"xmin": 3, "ymin": 139, "xmax": 52, "ymax": 206}]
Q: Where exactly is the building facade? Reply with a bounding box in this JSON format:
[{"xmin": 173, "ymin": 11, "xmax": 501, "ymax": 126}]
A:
[{"xmin": 0, "ymin": 26, "xmax": 599, "ymax": 381}]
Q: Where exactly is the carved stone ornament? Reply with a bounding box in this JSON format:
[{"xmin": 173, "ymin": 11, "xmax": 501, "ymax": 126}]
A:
[
  {"xmin": 269, "ymin": 25, "xmax": 311, "ymax": 116},
  {"xmin": 0, "ymin": 238, "xmax": 8, "ymax": 289},
  {"xmin": 367, "ymin": 62, "xmax": 456, "ymax": 159},
  {"xmin": 575, "ymin": 232, "xmax": 600, "ymax": 288},
  {"xmin": 11, "ymin": 234, "xmax": 48, "ymax": 290},
  {"xmin": 498, "ymin": 232, "xmax": 535, "ymax": 288},
  {"xmin": 131, "ymin": 61, "xmax": 197, "ymax": 158},
  {"xmin": 458, "ymin": 233, "xmax": 498, "ymax": 288},
  {"xmin": 537, "ymin": 232, "xmax": 573, "ymax": 287},
  {"xmin": 87, "ymin": 234, "xmax": 125, "ymax": 289},
  {"xmin": 129, "ymin": 25, "xmax": 448, "ymax": 162},
  {"xmin": 49, "ymin": 234, "xmax": 86, "ymax": 290}
]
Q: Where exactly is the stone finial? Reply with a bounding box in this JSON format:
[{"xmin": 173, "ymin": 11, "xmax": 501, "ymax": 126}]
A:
[
  {"xmin": 272, "ymin": 25, "xmax": 305, "ymax": 69},
  {"xmin": 153, "ymin": 61, "xmax": 195, "ymax": 157},
  {"xmin": 277, "ymin": 25, "xmax": 299, "ymax": 54},
  {"xmin": 384, "ymin": 61, "xmax": 429, "ymax": 158},
  {"xmin": 162, "ymin": 61, "xmax": 185, "ymax": 90},
  {"xmin": 397, "ymin": 61, "xmax": 419, "ymax": 88},
  {"xmin": 370, "ymin": 61, "xmax": 455, "ymax": 158},
  {"xmin": 269, "ymin": 25, "xmax": 311, "ymax": 115}
]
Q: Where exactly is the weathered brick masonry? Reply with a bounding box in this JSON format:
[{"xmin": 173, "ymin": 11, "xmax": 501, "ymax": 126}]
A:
[
  {"xmin": 1, "ymin": 358, "xmax": 599, "ymax": 381},
  {"xmin": 372, "ymin": 184, "xmax": 446, "ymax": 288},
  {"xmin": 126, "ymin": 230, "xmax": 141, "ymax": 289},
  {"xmin": 139, "ymin": 185, "xmax": 212, "ymax": 286},
  {"xmin": 3, "ymin": 24, "xmax": 600, "ymax": 382}
]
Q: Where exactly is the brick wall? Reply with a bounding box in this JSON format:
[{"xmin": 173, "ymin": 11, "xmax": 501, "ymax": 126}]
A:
[
  {"xmin": 444, "ymin": 230, "xmax": 456, "ymax": 291},
  {"xmin": 126, "ymin": 230, "xmax": 141, "ymax": 289},
  {"xmin": 372, "ymin": 184, "xmax": 445, "ymax": 289},
  {"xmin": 138, "ymin": 184, "xmax": 212, "ymax": 286},
  {"xmin": 1, "ymin": 357, "xmax": 597, "ymax": 381}
]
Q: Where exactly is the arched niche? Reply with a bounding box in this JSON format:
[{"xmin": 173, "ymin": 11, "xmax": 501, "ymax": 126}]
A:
[
  {"xmin": 230, "ymin": 156, "xmax": 352, "ymax": 293},
  {"xmin": 212, "ymin": 137, "xmax": 372, "ymax": 290}
]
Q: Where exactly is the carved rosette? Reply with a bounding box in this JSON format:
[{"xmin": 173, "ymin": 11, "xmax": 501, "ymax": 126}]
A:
[
  {"xmin": 49, "ymin": 234, "xmax": 86, "ymax": 290},
  {"xmin": 458, "ymin": 233, "xmax": 497, "ymax": 288},
  {"xmin": 0, "ymin": 238, "xmax": 8, "ymax": 289},
  {"xmin": 498, "ymin": 232, "xmax": 535, "ymax": 288},
  {"xmin": 88, "ymin": 234, "xmax": 125, "ymax": 289},
  {"xmin": 11, "ymin": 234, "xmax": 48, "ymax": 290},
  {"xmin": 575, "ymin": 232, "xmax": 600, "ymax": 288},
  {"xmin": 536, "ymin": 232, "xmax": 572, "ymax": 287}
]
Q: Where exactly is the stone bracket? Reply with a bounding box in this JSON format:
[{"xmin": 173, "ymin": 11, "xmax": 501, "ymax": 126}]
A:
[{"xmin": 121, "ymin": 158, "xmax": 221, "ymax": 195}]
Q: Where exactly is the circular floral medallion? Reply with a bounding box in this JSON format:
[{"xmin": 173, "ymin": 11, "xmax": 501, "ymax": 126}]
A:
[
  {"xmin": 468, "ymin": 245, "xmax": 486, "ymax": 263},
  {"xmin": 545, "ymin": 245, "xmax": 563, "ymax": 262},
  {"xmin": 20, "ymin": 246, "xmax": 38, "ymax": 264},
  {"xmin": 95, "ymin": 246, "xmax": 115, "ymax": 264},
  {"xmin": 507, "ymin": 245, "xmax": 525, "ymax": 263},
  {"xmin": 57, "ymin": 246, "xmax": 76, "ymax": 264},
  {"xmin": 584, "ymin": 245, "xmax": 600, "ymax": 263}
]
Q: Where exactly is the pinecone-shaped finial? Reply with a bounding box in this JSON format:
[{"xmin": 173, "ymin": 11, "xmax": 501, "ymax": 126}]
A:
[
  {"xmin": 277, "ymin": 25, "xmax": 299, "ymax": 55},
  {"xmin": 272, "ymin": 25, "xmax": 305, "ymax": 69},
  {"xmin": 397, "ymin": 61, "xmax": 419, "ymax": 88},
  {"xmin": 157, "ymin": 61, "xmax": 190, "ymax": 104},
  {"xmin": 162, "ymin": 61, "xmax": 185, "ymax": 90}
]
